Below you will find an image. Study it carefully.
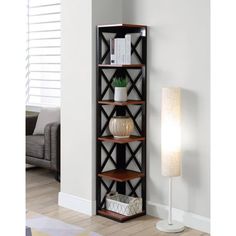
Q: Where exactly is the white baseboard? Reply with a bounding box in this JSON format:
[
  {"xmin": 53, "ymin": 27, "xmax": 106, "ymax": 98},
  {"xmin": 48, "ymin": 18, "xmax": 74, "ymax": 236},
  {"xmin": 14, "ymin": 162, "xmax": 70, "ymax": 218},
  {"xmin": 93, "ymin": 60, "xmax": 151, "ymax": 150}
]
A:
[
  {"xmin": 147, "ymin": 201, "xmax": 210, "ymax": 234},
  {"xmin": 58, "ymin": 192, "xmax": 96, "ymax": 216},
  {"xmin": 58, "ymin": 193, "xmax": 210, "ymax": 233}
]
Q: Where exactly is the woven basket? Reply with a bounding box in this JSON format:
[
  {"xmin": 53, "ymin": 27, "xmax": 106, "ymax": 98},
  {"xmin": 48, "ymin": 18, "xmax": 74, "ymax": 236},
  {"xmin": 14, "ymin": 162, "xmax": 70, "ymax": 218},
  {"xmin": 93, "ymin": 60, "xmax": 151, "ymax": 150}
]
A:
[{"xmin": 106, "ymin": 192, "xmax": 142, "ymax": 216}]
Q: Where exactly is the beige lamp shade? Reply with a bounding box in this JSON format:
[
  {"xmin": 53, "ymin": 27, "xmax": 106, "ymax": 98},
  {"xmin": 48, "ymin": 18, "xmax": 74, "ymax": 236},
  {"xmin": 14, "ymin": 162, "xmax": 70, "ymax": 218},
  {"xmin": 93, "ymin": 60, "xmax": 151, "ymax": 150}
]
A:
[{"xmin": 161, "ymin": 88, "xmax": 181, "ymax": 177}]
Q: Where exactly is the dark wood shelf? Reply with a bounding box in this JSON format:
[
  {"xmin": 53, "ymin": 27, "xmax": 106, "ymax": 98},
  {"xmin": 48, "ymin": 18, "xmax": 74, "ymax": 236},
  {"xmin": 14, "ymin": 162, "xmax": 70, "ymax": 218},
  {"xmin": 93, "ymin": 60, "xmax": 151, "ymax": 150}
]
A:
[
  {"xmin": 98, "ymin": 100, "xmax": 145, "ymax": 106},
  {"xmin": 96, "ymin": 24, "xmax": 147, "ymax": 222},
  {"xmin": 97, "ymin": 209, "xmax": 146, "ymax": 222},
  {"xmin": 98, "ymin": 135, "xmax": 145, "ymax": 143},
  {"xmin": 98, "ymin": 64, "xmax": 144, "ymax": 68},
  {"xmin": 97, "ymin": 23, "xmax": 146, "ymax": 29},
  {"xmin": 98, "ymin": 169, "xmax": 144, "ymax": 182}
]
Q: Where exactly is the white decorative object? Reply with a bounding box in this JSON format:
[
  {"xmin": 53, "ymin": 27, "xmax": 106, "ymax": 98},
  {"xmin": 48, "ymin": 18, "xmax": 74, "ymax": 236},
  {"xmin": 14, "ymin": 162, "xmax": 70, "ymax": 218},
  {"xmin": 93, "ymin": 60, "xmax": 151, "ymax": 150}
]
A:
[
  {"xmin": 156, "ymin": 88, "xmax": 185, "ymax": 233},
  {"xmin": 114, "ymin": 87, "xmax": 127, "ymax": 102},
  {"xmin": 106, "ymin": 192, "xmax": 142, "ymax": 216},
  {"xmin": 109, "ymin": 116, "xmax": 134, "ymax": 138}
]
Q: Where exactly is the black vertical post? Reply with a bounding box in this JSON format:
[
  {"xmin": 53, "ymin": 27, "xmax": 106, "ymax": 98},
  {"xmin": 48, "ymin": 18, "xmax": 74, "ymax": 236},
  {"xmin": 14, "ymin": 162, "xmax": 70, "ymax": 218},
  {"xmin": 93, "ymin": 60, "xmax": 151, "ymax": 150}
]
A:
[
  {"xmin": 96, "ymin": 27, "xmax": 102, "ymax": 211},
  {"xmin": 141, "ymin": 26, "xmax": 147, "ymax": 212},
  {"xmin": 116, "ymin": 143, "xmax": 126, "ymax": 194},
  {"xmin": 116, "ymin": 105, "xmax": 126, "ymax": 194}
]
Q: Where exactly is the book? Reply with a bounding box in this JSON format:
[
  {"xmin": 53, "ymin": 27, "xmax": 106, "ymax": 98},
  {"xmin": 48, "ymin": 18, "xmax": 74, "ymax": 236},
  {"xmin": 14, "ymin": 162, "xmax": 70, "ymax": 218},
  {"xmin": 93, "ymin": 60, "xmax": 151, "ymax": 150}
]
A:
[
  {"xmin": 110, "ymin": 38, "xmax": 116, "ymax": 64},
  {"xmin": 114, "ymin": 38, "xmax": 119, "ymax": 64},
  {"xmin": 119, "ymin": 38, "xmax": 126, "ymax": 64},
  {"xmin": 114, "ymin": 38, "xmax": 125, "ymax": 64},
  {"xmin": 125, "ymin": 34, "xmax": 131, "ymax": 64},
  {"xmin": 112, "ymin": 37, "xmax": 131, "ymax": 64}
]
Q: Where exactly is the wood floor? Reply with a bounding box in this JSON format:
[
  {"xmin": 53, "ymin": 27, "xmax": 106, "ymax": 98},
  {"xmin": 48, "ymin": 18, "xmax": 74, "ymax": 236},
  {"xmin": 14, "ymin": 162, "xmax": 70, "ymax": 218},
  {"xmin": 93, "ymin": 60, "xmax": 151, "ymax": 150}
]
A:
[{"xmin": 26, "ymin": 168, "xmax": 209, "ymax": 236}]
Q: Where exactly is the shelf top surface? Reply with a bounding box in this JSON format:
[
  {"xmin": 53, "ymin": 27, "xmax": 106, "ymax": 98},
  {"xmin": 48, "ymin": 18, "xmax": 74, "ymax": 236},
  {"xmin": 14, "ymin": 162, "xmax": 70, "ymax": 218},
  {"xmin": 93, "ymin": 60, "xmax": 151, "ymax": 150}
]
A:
[
  {"xmin": 98, "ymin": 64, "xmax": 145, "ymax": 68},
  {"xmin": 98, "ymin": 100, "xmax": 145, "ymax": 106},
  {"xmin": 98, "ymin": 209, "xmax": 145, "ymax": 222},
  {"xmin": 97, "ymin": 23, "xmax": 146, "ymax": 28},
  {"xmin": 98, "ymin": 135, "xmax": 145, "ymax": 144},
  {"xmin": 98, "ymin": 169, "xmax": 144, "ymax": 182}
]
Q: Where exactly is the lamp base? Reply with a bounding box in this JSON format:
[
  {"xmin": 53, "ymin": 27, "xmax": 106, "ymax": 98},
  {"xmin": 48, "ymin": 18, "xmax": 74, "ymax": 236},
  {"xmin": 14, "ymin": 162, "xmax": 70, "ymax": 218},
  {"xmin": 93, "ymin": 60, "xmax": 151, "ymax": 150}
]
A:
[{"xmin": 156, "ymin": 220, "xmax": 185, "ymax": 233}]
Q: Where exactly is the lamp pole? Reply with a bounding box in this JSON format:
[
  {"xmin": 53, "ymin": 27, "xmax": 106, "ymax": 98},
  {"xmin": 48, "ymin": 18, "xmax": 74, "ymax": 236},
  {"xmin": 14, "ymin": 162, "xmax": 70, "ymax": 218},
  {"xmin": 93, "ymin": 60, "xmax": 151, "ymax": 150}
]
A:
[{"xmin": 168, "ymin": 177, "xmax": 172, "ymax": 225}]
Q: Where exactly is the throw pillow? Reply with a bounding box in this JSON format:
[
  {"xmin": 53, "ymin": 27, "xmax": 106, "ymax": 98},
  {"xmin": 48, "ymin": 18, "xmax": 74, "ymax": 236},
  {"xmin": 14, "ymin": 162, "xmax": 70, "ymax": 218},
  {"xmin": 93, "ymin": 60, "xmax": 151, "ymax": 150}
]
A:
[{"xmin": 33, "ymin": 107, "xmax": 60, "ymax": 135}]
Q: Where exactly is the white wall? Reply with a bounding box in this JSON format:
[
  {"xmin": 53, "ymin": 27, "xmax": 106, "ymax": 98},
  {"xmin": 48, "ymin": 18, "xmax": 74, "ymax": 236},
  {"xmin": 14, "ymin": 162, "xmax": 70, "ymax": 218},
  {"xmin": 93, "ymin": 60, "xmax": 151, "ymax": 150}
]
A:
[
  {"xmin": 60, "ymin": 0, "xmax": 93, "ymax": 208},
  {"xmin": 123, "ymin": 0, "xmax": 210, "ymax": 219},
  {"xmin": 59, "ymin": 0, "xmax": 122, "ymax": 215}
]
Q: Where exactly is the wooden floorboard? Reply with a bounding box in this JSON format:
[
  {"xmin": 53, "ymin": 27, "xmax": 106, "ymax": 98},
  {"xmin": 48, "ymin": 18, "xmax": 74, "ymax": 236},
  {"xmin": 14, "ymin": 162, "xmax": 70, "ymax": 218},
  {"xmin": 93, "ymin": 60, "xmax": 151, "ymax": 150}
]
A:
[{"xmin": 26, "ymin": 168, "xmax": 209, "ymax": 236}]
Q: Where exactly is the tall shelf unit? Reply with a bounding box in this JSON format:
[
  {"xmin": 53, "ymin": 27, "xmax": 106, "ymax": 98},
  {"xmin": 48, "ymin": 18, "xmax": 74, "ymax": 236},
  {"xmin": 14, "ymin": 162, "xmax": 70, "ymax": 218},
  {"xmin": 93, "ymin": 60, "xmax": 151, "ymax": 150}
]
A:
[{"xmin": 96, "ymin": 24, "xmax": 147, "ymax": 222}]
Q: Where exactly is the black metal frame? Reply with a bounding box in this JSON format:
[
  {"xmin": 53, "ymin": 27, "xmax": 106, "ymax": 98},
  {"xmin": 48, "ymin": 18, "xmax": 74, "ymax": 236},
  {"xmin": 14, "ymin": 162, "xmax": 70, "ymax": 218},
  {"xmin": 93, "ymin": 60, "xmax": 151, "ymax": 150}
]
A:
[{"xmin": 96, "ymin": 25, "xmax": 147, "ymax": 221}]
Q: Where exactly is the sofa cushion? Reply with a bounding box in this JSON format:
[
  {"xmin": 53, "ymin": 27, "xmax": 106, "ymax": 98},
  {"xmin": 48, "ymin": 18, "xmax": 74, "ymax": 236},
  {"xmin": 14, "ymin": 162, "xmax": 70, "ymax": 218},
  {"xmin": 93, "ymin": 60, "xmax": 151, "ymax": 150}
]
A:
[
  {"xmin": 33, "ymin": 107, "xmax": 60, "ymax": 135},
  {"xmin": 26, "ymin": 135, "xmax": 45, "ymax": 159}
]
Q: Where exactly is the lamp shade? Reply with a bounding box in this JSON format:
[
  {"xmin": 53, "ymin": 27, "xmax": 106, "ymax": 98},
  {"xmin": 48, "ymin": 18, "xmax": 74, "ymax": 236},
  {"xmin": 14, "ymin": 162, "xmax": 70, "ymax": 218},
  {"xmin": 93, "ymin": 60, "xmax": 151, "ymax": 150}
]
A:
[{"xmin": 161, "ymin": 88, "xmax": 181, "ymax": 177}]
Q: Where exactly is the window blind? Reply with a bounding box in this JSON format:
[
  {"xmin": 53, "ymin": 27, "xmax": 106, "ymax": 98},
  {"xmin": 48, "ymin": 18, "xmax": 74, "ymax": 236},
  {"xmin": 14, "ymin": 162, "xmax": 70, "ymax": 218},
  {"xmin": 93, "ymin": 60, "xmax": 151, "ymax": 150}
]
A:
[{"xmin": 26, "ymin": 0, "xmax": 61, "ymax": 107}]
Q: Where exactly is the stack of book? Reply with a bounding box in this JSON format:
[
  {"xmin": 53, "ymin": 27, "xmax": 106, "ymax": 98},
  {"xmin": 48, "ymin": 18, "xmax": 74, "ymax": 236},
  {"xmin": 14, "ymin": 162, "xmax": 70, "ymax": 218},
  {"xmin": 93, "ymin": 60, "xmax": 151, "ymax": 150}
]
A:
[{"xmin": 110, "ymin": 34, "xmax": 131, "ymax": 65}]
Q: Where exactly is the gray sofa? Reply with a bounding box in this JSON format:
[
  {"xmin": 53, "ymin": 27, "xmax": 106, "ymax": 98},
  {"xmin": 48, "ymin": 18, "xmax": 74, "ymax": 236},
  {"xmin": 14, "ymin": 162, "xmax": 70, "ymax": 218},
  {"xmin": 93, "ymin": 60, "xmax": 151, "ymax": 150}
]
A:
[{"xmin": 26, "ymin": 114, "xmax": 60, "ymax": 181}]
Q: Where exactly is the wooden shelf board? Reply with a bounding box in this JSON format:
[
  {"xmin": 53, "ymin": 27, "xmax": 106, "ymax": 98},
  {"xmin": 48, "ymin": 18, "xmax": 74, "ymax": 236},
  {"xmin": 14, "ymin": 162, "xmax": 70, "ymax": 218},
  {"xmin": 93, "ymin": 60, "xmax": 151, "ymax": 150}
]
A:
[
  {"xmin": 98, "ymin": 64, "xmax": 144, "ymax": 68},
  {"xmin": 97, "ymin": 209, "xmax": 145, "ymax": 222},
  {"xmin": 98, "ymin": 169, "xmax": 144, "ymax": 182},
  {"xmin": 98, "ymin": 100, "xmax": 145, "ymax": 106},
  {"xmin": 97, "ymin": 24, "xmax": 146, "ymax": 29},
  {"xmin": 98, "ymin": 135, "xmax": 145, "ymax": 144}
]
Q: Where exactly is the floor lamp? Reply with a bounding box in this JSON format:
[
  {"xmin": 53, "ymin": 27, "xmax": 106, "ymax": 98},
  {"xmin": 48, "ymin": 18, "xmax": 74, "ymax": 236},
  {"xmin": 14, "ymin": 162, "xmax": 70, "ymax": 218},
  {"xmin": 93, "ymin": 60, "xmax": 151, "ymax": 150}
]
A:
[{"xmin": 156, "ymin": 87, "xmax": 185, "ymax": 233}]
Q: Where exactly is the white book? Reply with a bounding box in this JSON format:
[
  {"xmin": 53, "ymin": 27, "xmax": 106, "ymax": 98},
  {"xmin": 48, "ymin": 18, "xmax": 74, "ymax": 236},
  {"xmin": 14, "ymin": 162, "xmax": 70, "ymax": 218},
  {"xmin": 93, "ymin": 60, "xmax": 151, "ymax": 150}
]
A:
[
  {"xmin": 125, "ymin": 34, "xmax": 131, "ymax": 64},
  {"xmin": 119, "ymin": 38, "xmax": 126, "ymax": 64},
  {"xmin": 114, "ymin": 38, "xmax": 126, "ymax": 64}
]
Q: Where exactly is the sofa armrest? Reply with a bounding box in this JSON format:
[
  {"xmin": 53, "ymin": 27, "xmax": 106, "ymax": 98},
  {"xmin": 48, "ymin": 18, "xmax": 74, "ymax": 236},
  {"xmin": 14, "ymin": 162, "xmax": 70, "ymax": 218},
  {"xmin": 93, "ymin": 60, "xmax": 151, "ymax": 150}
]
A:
[
  {"xmin": 26, "ymin": 115, "xmax": 38, "ymax": 135},
  {"xmin": 44, "ymin": 122, "xmax": 60, "ymax": 171}
]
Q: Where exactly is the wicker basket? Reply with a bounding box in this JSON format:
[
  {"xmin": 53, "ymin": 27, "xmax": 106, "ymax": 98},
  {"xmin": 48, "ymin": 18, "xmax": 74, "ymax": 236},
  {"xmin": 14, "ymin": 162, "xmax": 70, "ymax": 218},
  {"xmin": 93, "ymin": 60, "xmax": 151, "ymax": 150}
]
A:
[{"xmin": 106, "ymin": 192, "xmax": 142, "ymax": 216}]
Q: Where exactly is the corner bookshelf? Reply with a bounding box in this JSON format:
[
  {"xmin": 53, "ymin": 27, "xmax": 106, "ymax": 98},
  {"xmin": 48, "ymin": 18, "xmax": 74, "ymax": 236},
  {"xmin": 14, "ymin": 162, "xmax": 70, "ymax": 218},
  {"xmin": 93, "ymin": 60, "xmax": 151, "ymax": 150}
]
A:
[{"xmin": 96, "ymin": 24, "xmax": 147, "ymax": 222}]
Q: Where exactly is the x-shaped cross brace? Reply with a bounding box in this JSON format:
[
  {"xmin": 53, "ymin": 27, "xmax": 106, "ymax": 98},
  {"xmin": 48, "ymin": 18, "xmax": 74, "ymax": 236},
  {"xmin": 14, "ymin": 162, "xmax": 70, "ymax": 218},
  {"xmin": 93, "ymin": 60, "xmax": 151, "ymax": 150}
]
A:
[
  {"xmin": 127, "ymin": 179, "xmax": 142, "ymax": 197},
  {"xmin": 100, "ymin": 179, "xmax": 115, "ymax": 208},
  {"xmin": 101, "ymin": 143, "xmax": 117, "ymax": 171},
  {"xmin": 125, "ymin": 142, "xmax": 143, "ymax": 171}
]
